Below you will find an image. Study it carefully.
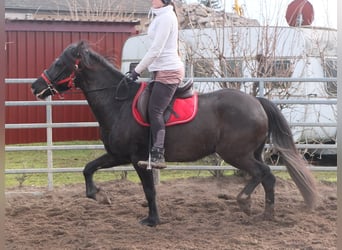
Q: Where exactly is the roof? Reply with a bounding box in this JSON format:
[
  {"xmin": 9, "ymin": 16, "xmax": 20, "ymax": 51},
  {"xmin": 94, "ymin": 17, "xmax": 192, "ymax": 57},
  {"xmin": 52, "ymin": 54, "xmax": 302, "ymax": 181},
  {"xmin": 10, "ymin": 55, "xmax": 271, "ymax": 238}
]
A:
[{"xmin": 5, "ymin": 0, "xmax": 151, "ymax": 14}]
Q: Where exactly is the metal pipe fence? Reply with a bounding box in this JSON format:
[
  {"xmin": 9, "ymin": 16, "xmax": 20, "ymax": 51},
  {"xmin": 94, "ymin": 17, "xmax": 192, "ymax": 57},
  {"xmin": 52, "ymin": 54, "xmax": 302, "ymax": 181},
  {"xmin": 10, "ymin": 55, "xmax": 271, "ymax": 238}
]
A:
[{"xmin": 5, "ymin": 77, "xmax": 337, "ymax": 189}]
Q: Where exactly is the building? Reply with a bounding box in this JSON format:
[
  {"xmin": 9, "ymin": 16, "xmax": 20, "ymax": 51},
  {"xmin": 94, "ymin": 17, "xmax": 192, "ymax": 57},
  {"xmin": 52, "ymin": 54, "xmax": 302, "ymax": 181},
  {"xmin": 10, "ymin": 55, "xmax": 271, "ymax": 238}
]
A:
[
  {"xmin": 5, "ymin": 0, "xmax": 151, "ymax": 31},
  {"xmin": 5, "ymin": 0, "xmax": 151, "ymax": 144}
]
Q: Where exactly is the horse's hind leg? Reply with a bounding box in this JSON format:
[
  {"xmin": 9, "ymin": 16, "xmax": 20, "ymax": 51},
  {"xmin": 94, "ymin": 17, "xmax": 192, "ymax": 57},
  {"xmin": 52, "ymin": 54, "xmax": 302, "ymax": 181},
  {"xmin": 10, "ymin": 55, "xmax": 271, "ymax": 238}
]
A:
[
  {"xmin": 235, "ymin": 168, "xmax": 261, "ymax": 216},
  {"xmin": 233, "ymin": 156, "xmax": 275, "ymax": 218},
  {"xmin": 254, "ymin": 145, "xmax": 276, "ymax": 219},
  {"xmin": 260, "ymin": 172, "xmax": 276, "ymax": 219},
  {"xmin": 134, "ymin": 165, "xmax": 160, "ymax": 227}
]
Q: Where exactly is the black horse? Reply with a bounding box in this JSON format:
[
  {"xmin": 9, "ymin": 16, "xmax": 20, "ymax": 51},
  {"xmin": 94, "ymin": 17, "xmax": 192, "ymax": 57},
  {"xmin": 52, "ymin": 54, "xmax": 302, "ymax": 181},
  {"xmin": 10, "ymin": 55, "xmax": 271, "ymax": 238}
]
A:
[{"xmin": 31, "ymin": 41, "xmax": 318, "ymax": 226}]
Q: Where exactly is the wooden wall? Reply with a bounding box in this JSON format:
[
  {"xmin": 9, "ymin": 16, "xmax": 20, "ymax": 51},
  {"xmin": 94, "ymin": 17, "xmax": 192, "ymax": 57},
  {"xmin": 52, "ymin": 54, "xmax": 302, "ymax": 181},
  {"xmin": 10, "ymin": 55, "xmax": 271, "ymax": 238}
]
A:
[{"xmin": 5, "ymin": 19, "xmax": 137, "ymax": 144}]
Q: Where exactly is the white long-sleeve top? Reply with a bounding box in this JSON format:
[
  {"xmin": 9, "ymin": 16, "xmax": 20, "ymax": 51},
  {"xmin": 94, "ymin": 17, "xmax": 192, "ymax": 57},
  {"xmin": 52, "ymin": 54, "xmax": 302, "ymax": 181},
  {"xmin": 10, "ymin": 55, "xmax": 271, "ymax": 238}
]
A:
[{"xmin": 134, "ymin": 5, "xmax": 184, "ymax": 74}]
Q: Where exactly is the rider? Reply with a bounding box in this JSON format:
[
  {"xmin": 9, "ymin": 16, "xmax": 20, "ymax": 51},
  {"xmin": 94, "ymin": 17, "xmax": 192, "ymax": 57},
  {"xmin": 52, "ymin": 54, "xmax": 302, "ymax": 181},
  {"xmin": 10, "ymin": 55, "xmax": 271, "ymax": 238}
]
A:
[{"xmin": 129, "ymin": 0, "xmax": 184, "ymax": 169}]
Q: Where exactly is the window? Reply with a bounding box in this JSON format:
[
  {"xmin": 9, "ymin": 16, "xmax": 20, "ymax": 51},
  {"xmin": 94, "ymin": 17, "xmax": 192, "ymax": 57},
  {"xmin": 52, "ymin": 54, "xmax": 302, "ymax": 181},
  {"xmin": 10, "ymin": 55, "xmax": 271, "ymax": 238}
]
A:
[
  {"xmin": 129, "ymin": 63, "xmax": 150, "ymax": 79},
  {"xmin": 256, "ymin": 57, "xmax": 293, "ymax": 78},
  {"xmin": 193, "ymin": 59, "xmax": 215, "ymax": 77},
  {"xmin": 192, "ymin": 59, "xmax": 243, "ymax": 78},
  {"xmin": 261, "ymin": 59, "xmax": 293, "ymax": 90},
  {"xmin": 224, "ymin": 59, "xmax": 243, "ymax": 77},
  {"xmin": 254, "ymin": 57, "xmax": 293, "ymax": 97},
  {"xmin": 273, "ymin": 60, "xmax": 292, "ymax": 77},
  {"xmin": 323, "ymin": 58, "xmax": 337, "ymax": 96}
]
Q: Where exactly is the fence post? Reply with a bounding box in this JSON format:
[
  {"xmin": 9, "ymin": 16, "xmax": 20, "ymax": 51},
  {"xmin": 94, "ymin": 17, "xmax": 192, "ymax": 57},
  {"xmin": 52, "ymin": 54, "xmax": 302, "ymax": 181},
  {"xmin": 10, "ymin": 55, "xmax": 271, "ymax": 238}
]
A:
[
  {"xmin": 258, "ymin": 79, "xmax": 265, "ymax": 97},
  {"xmin": 46, "ymin": 96, "xmax": 54, "ymax": 190},
  {"xmin": 0, "ymin": 2, "xmax": 6, "ymax": 247},
  {"xmin": 152, "ymin": 169, "xmax": 160, "ymax": 185},
  {"xmin": 337, "ymin": 7, "xmax": 342, "ymax": 247}
]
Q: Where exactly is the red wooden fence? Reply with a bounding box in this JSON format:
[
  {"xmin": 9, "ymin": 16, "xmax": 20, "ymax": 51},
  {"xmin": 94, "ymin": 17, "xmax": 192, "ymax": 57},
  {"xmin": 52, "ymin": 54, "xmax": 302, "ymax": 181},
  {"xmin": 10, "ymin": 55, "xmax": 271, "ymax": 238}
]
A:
[{"xmin": 5, "ymin": 19, "xmax": 138, "ymax": 144}]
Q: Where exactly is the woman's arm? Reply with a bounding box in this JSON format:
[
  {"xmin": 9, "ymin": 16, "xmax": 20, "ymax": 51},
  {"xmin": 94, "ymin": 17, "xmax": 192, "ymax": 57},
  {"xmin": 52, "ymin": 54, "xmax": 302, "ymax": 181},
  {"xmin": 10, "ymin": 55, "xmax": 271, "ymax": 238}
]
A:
[{"xmin": 135, "ymin": 17, "xmax": 173, "ymax": 74}]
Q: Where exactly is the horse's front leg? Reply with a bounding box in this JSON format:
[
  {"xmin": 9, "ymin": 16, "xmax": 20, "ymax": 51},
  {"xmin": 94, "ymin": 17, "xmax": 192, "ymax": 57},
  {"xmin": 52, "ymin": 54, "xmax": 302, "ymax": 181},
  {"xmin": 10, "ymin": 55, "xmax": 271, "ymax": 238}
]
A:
[
  {"xmin": 83, "ymin": 153, "xmax": 118, "ymax": 200},
  {"xmin": 134, "ymin": 164, "xmax": 160, "ymax": 227}
]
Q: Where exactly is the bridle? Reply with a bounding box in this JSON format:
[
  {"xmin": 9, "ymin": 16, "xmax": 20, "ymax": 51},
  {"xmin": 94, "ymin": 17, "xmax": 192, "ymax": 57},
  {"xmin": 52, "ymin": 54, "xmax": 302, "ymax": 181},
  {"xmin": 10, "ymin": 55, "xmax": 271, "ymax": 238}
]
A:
[
  {"xmin": 36, "ymin": 58, "xmax": 80, "ymax": 98},
  {"xmin": 36, "ymin": 52, "xmax": 133, "ymax": 101}
]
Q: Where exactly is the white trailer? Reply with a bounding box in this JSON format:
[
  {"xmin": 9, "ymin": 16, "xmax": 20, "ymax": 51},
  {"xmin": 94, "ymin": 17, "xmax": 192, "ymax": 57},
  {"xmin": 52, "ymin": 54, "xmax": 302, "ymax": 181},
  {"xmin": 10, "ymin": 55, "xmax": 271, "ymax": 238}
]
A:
[{"xmin": 121, "ymin": 26, "xmax": 337, "ymax": 159}]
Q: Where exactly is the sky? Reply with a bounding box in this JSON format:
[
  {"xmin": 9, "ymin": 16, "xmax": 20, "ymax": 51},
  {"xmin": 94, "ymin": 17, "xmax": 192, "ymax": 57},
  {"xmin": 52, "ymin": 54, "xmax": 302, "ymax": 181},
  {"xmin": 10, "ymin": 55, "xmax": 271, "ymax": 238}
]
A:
[
  {"xmin": 185, "ymin": 0, "xmax": 337, "ymax": 29},
  {"xmin": 238, "ymin": 0, "xmax": 337, "ymax": 28}
]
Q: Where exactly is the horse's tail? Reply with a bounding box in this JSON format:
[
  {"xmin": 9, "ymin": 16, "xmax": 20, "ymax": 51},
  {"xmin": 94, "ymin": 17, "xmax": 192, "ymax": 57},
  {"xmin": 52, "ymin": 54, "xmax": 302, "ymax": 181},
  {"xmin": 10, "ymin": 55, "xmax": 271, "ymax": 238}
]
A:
[{"xmin": 257, "ymin": 97, "xmax": 318, "ymax": 209}]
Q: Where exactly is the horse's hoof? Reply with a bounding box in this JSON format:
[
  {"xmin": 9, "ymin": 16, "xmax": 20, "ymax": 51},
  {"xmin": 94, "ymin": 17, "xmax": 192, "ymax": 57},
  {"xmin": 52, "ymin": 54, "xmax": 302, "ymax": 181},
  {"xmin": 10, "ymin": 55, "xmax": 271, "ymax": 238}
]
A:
[
  {"xmin": 86, "ymin": 193, "xmax": 97, "ymax": 200},
  {"xmin": 251, "ymin": 212, "xmax": 274, "ymax": 222},
  {"xmin": 139, "ymin": 217, "xmax": 160, "ymax": 227},
  {"xmin": 263, "ymin": 204, "xmax": 275, "ymax": 220},
  {"xmin": 86, "ymin": 187, "xmax": 99, "ymax": 200},
  {"xmin": 261, "ymin": 212, "xmax": 274, "ymax": 221},
  {"xmin": 97, "ymin": 189, "xmax": 112, "ymax": 205},
  {"xmin": 237, "ymin": 198, "xmax": 252, "ymax": 216}
]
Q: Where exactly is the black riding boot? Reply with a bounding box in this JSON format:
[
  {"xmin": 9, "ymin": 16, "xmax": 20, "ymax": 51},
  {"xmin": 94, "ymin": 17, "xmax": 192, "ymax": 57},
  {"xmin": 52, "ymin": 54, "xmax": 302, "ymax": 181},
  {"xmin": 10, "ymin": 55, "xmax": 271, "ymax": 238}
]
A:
[
  {"xmin": 150, "ymin": 147, "xmax": 166, "ymax": 169},
  {"xmin": 138, "ymin": 147, "xmax": 167, "ymax": 169}
]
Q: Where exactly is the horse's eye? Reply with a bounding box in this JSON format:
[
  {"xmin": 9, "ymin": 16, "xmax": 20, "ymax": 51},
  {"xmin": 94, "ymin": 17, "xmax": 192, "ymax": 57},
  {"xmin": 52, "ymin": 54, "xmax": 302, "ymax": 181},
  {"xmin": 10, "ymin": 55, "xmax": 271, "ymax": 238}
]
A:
[{"xmin": 54, "ymin": 58, "xmax": 63, "ymax": 67}]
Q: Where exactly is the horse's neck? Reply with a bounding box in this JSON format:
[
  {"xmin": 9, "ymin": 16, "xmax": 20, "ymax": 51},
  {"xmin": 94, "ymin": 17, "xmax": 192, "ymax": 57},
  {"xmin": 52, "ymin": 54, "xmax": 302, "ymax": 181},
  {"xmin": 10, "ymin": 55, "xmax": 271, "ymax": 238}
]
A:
[
  {"xmin": 82, "ymin": 79, "xmax": 139, "ymax": 131},
  {"xmin": 88, "ymin": 97, "xmax": 122, "ymax": 126}
]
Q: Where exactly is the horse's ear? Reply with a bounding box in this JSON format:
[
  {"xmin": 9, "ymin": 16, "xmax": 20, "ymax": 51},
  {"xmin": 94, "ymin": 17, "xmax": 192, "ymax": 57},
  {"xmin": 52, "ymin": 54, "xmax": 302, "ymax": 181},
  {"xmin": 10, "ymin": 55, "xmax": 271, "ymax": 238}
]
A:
[{"xmin": 75, "ymin": 41, "xmax": 88, "ymax": 58}]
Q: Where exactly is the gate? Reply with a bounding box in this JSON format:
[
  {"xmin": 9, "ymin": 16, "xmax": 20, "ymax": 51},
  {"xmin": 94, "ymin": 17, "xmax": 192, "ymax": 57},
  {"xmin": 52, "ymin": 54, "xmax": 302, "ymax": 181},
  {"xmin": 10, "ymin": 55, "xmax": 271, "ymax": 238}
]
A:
[{"xmin": 5, "ymin": 78, "xmax": 337, "ymax": 190}]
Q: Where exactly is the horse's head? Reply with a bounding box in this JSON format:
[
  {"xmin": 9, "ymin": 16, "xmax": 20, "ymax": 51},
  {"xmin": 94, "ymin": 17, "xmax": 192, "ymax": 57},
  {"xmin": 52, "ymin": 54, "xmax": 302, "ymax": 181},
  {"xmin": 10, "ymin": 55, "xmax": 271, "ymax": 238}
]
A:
[
  {"xmin": 31, "ymin": 41, "xmax": 87, "ymax": 99},
  {"xmin": 32, "ymin": 40, "xmax": 134, "ymax": 101}
]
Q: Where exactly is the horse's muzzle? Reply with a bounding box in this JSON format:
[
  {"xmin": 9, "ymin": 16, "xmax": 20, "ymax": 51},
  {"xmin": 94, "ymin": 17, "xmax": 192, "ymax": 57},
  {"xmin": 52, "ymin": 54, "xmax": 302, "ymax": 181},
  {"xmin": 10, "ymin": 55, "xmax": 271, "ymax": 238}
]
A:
[
  {"xmin": 32, "ymin": 87, "xmax": 52, "ymax": 100},
  {"xmin": 31, "ymin": 77, "xmax": 56, "ymax": 99}
]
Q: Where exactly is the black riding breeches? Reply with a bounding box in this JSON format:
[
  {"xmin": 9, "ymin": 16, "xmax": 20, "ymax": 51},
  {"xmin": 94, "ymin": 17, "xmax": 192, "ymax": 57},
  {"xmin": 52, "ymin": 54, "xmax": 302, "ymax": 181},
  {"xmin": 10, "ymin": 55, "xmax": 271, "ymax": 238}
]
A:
[{"xmin": 148, "ymin": 81, "xmax": 179, "ymax": 149}]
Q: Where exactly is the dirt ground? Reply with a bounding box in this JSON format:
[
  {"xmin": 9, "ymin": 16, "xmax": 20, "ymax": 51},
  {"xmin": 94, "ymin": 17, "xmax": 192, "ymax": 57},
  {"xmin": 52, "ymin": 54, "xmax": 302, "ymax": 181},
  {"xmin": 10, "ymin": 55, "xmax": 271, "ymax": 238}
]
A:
[{"xmin": 5, "ymin": 175, "xmax": 336, "ymax": 250}]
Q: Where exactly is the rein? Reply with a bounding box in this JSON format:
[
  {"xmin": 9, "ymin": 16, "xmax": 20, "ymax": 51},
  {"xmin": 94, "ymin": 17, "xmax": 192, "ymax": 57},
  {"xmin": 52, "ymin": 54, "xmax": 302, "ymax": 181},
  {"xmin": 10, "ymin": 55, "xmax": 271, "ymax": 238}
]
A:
[{"xmin": 82, "ymin": 73, "xmax": 131, "ymax": 101}]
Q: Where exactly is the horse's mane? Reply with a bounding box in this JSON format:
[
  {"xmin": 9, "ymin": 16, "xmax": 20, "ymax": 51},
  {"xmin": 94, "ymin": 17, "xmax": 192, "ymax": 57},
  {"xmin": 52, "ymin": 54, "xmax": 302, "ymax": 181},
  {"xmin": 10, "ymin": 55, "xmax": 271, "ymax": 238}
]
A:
[{"xmin": 71, "ymin": 41, "xmax": 125, "ymax": 79}]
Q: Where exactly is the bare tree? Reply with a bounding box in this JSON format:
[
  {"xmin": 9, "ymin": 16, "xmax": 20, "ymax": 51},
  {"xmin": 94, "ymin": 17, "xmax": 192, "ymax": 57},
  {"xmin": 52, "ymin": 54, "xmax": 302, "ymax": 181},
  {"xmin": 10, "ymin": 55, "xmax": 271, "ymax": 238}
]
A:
[
  {"xmin": 178, "ymin": 1, "xmax": 337, "ymax": 166},
  {"xmin": 50, "ymin": 0, "xmax": 138, "ymax": 21}
]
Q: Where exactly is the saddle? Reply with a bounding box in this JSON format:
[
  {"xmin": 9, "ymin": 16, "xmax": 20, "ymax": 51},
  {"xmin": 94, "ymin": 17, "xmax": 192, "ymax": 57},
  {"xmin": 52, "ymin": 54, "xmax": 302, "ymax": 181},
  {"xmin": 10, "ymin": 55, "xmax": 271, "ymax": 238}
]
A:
[{"xmin": 132, "ymin": 79, "xmax": 198, "ymax": 127}]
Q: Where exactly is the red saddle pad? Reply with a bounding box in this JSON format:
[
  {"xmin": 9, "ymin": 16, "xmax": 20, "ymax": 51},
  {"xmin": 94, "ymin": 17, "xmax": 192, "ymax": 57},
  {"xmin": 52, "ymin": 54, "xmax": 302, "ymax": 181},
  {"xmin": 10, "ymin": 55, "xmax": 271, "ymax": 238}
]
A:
[{"xmin": 132, "ymin": 82, "xmax": 198, "ymax": 127}]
